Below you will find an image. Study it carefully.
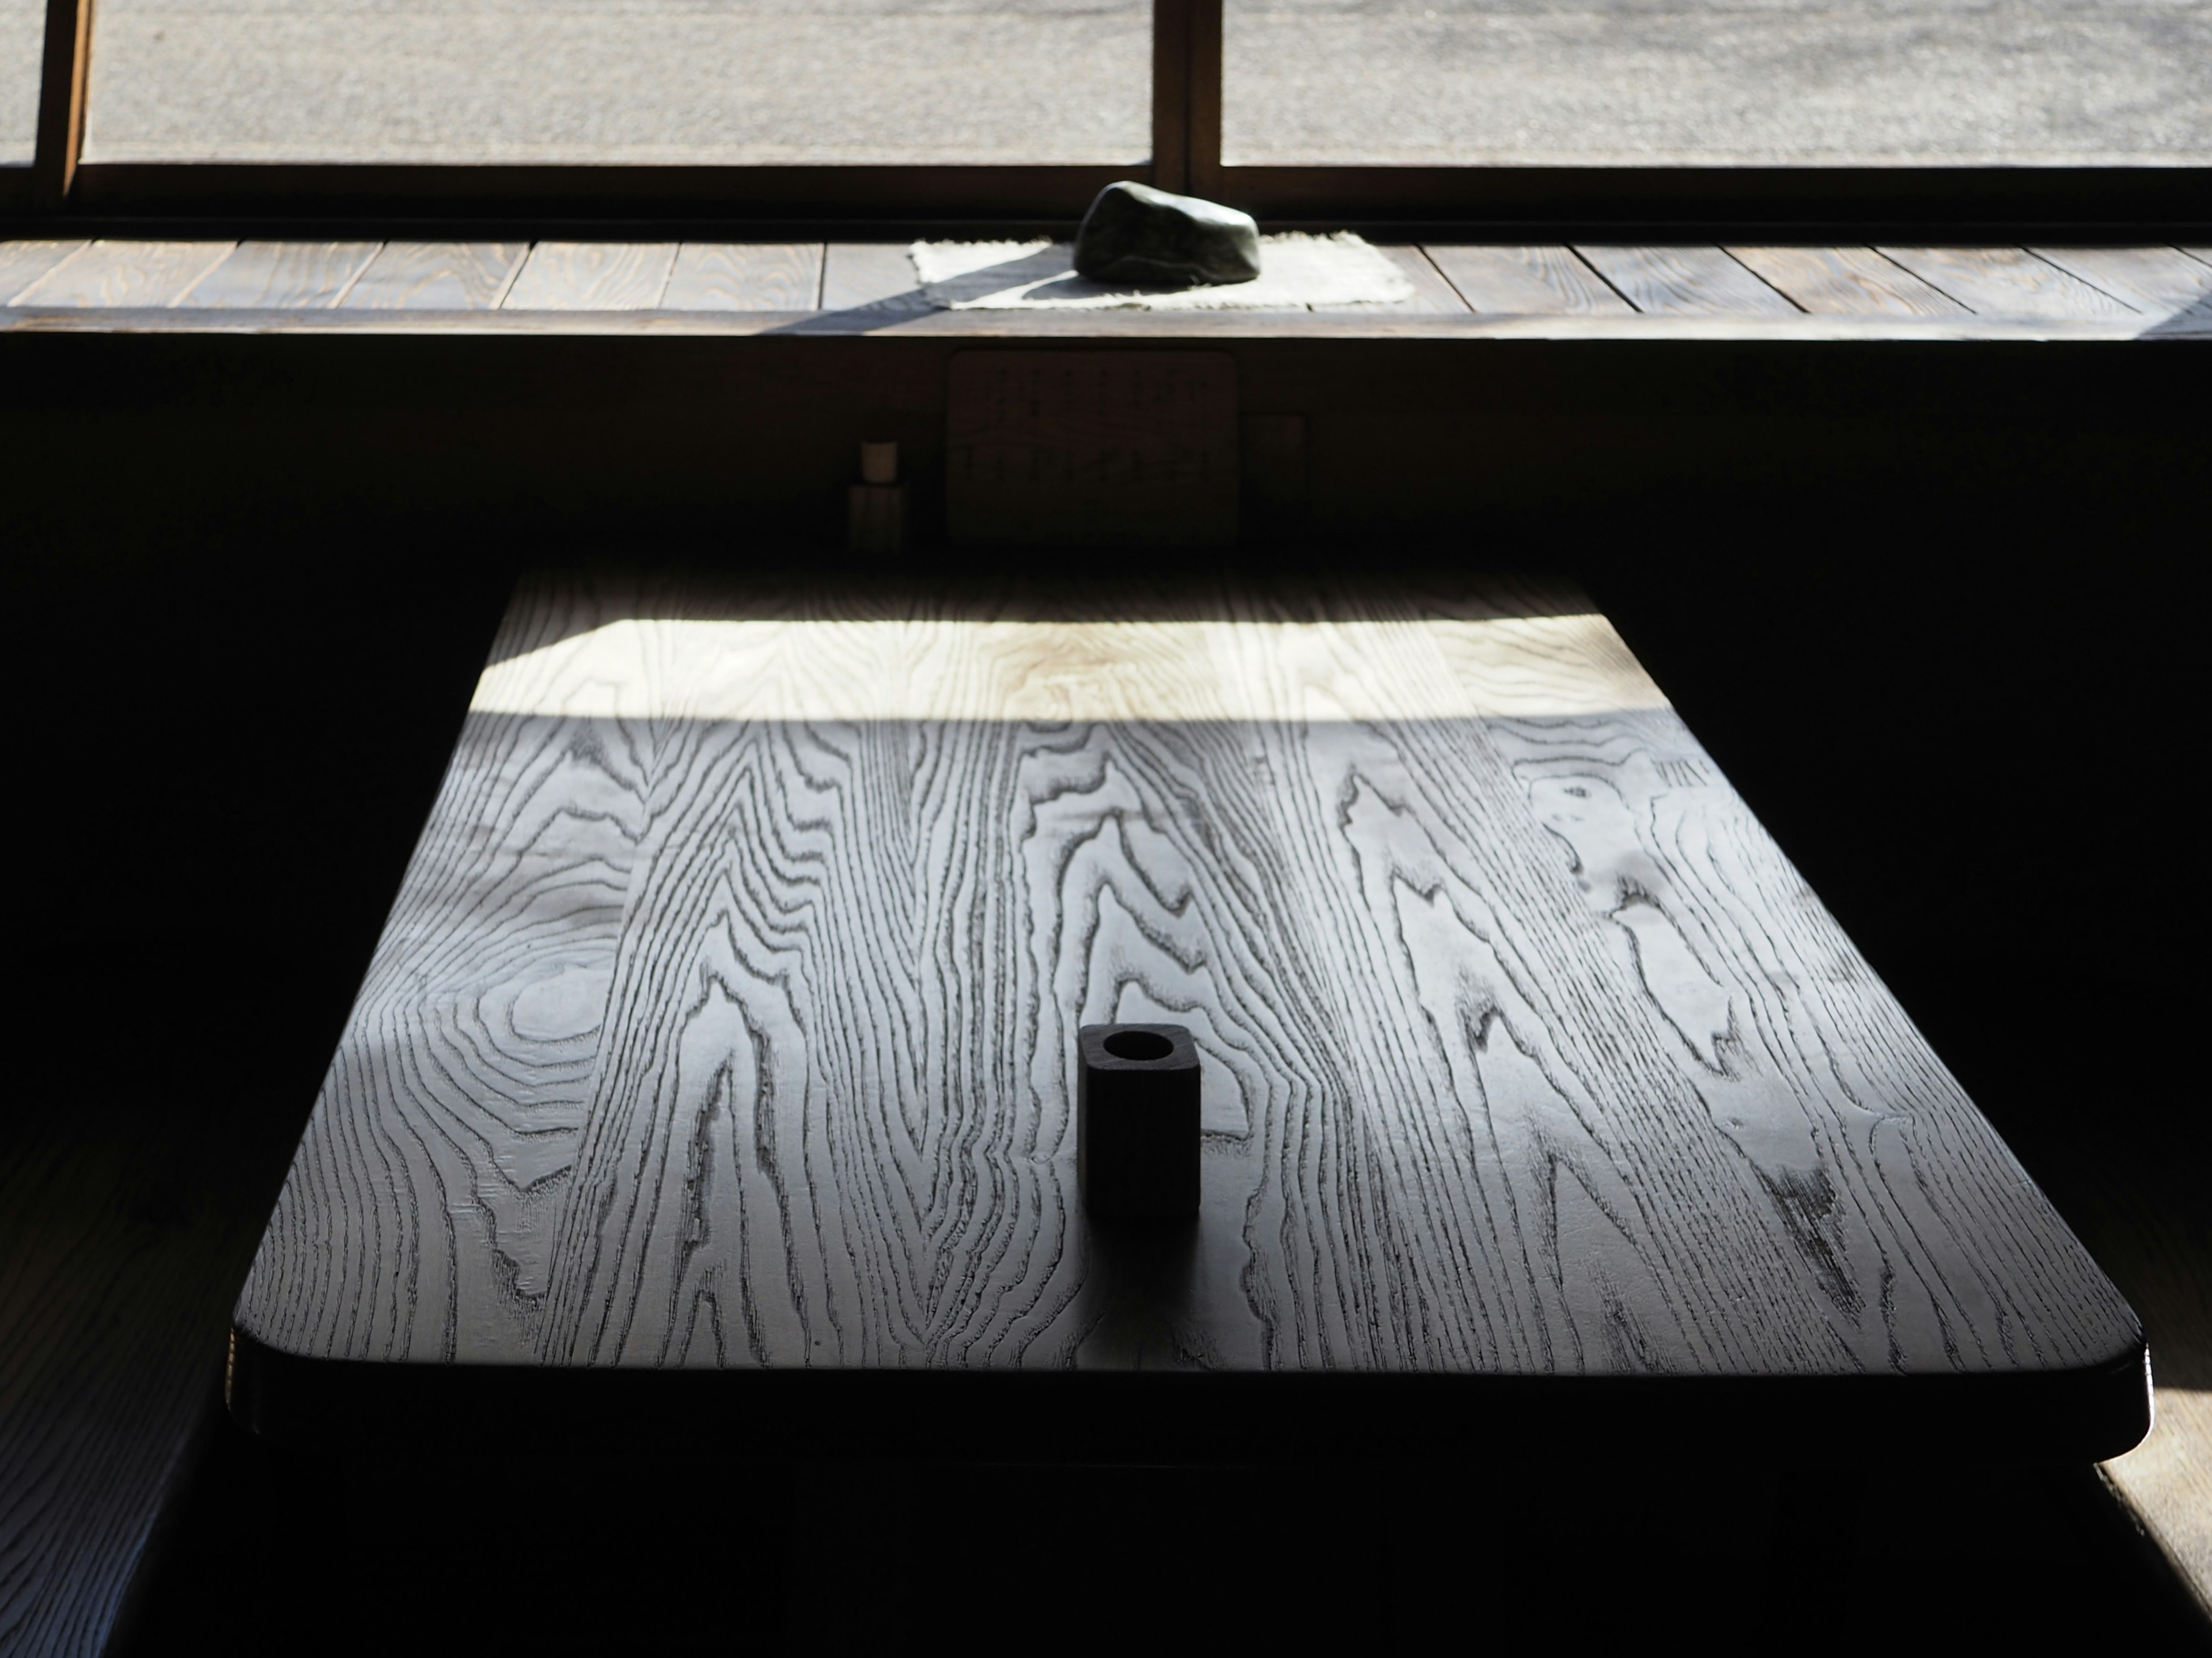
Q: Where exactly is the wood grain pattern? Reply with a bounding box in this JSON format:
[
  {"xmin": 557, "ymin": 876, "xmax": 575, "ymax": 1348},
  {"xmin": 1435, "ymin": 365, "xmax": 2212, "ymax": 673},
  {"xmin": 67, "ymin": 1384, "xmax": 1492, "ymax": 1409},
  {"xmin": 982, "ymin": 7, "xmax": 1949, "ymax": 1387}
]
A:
[
  {"xmin": 1574, "ymin": 246, "xmax": 1799, "ymax": 316},
  {"xmin": 1422, "ymin": 245, "xmax": 1631, "ymax": 315},
  {"xmin": 176, "ymin": 241, "xmax": 381, "ymax": 309},
  {"xmin": 1725, "ymin": 246, "xmax": 1965, "ymax": 317},
  {"xmin": 1372, "ymin": 246, "xmax": 1472, "ymax": 313},
  {"xmin": 662, "ymin": 243, "xmax": 825, "ymax": 311},
  {"xmin": 465, "ymin": 610, "xmax": 1669, "ymax": 723},
  {"xmin": 2028, "ymin": 247, "xmax": 2212, "ymax": 317},
  {"xmin": 2147, "ymin": 298, "xmax": 2212, "ymax": 339},
  {"xmin": 2159, "ymin": 250, "xmax": 2212, "ymax": 337},
  {"xmin": 6, "ymin": 239, "xmax": 2201, "ymax": 335},
  {"xmin": 338, "ymin": 242, "xmax": 529, "ymax": 310},
  {"xmin": 819, "ymin": 243, "xmax": 927, "ymax": 313},
  {"xmin": 2082, "ymin": 1119, "xmax": 2212, "ymax": 1613},
  {"xmin": 12, "ymin": 241, "xmax": 236, "ymax": 308},
  {"xmin": 2104, "ymin": 1390, "xmax": 2212, "ymax": 1613},
  {"xmin": 6, "ymin": 308, "xmax": 2163, "ymax": 344},
  {"xmin": 0, "ymin": 1125, "xmax": 251, "ymax": 1657},
  {"xmin": 237, "ymin": 571, "xmax": 2138, "ymax": 1409},
  {"xmin": 503, "ymin": 242, "xmax": 679, "ymax": 311},
  {"xmin": 0, "ymin": 241, "xmax": 89, "ymax": 304},
  {"xmin": 1875, "ymin": 247, "xmax": 2138, "ymax": 319}
]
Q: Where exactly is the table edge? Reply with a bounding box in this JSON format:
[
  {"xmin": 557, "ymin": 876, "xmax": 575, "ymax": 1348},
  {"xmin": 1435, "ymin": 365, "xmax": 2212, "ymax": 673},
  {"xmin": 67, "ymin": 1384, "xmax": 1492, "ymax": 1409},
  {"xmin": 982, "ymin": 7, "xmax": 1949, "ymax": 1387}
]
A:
[{"xmin": 226, "ymin": 1323, "xmax": 2152, "ymax": 1464}]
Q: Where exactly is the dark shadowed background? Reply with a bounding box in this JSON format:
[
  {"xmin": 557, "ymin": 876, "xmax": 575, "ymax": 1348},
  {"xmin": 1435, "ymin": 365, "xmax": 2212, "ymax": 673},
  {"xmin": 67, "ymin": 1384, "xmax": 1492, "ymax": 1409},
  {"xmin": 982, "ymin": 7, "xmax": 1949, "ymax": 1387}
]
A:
[{"xmin": 3, "ymin": 327, "xmax": 2205, "ymax": 1651}]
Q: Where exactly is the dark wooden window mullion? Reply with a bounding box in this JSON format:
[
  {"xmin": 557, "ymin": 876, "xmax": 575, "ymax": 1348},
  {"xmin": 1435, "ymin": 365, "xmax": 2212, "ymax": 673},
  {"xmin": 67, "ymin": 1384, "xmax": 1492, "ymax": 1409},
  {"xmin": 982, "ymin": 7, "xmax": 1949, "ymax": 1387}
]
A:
[
  {"xmin": 33, "ymin": 0, "xmax": 93, "ymax": 208},
  {"xmin": 22, "ymin": 0, "xmax": 2207, "ymax": 229},
  {"xmin": 1152, "ymin": 0, "xmax": 1192, "ymax": 194},
  {"xmin": 1153, "ymin": 0, "xmax": 1222, "ymax": 198},
  {"xmin": 1185, "ymin": 0, "xmax": 1223, "ymax": 202}
]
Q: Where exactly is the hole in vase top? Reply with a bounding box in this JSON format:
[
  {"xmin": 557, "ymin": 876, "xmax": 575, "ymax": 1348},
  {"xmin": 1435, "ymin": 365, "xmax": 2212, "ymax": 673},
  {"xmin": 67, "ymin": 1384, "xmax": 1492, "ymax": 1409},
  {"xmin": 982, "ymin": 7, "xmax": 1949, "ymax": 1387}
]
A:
[{"xmin": 1103, "ymin": 1029, "xmax": 1175, "ymax": 1062}]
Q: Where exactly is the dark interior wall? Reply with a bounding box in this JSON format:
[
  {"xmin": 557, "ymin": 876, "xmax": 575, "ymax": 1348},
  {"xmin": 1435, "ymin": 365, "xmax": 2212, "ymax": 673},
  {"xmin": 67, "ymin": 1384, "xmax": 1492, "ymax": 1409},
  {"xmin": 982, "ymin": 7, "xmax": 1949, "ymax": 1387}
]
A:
[
  {"xmin": 2, "ymin": 329, "xmax": 2205, "ymax": 1650},
  {"xmin": 7, "ymin": 330, "xmax": 2203, "ymax": 547},
  {"xmin": 6, "ymin": 327, "xmax": 2202, "ymax": 1179}
]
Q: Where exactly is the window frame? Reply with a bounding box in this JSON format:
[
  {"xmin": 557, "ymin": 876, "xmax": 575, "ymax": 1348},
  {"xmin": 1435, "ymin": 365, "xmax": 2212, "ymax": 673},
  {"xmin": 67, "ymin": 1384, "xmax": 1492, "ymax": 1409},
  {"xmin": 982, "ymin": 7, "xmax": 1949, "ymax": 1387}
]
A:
[{"xmin": 12, "ymin": 0, "xmax": 2212, "ymax": 228}]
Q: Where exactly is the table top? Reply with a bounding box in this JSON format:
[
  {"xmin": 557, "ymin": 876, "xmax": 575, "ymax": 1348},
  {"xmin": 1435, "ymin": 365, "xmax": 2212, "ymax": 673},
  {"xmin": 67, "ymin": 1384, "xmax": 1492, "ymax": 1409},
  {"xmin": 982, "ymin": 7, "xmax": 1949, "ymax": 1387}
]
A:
[{"xmin": 230, "ymin": 564, "xmax": 2146, "ymax": 1458}]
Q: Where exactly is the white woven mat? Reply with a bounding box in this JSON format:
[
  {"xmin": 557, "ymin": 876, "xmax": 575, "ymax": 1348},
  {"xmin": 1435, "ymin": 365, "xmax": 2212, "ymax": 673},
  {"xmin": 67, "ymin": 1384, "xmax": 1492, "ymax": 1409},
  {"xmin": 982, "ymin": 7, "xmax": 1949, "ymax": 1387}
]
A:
[{"xmin": 908, "ymin": 232, "xmax": 1416, "ymax": 310}]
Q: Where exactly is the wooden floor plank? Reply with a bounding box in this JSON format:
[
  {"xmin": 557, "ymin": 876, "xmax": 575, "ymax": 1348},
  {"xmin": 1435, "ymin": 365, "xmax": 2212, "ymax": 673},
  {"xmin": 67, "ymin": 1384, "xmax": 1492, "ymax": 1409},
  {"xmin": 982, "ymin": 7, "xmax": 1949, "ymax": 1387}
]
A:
[
  {"xmin": 2106, "ymin": 1394, "xmax": 2212, "ymax": 1616},
  {"xmin": 1726, "ymin": 246, "xmax": 1965, "ymax": 317},
  {"xmin": 1371, "ymin": 245, "xmax": 1472, "ymax": 313},
  {"xmin": 2158, "ymin": 250, "xmax": 2212, "ymax": 339},
  {"xmin": 339, "ymin": 243, "xmax": 529, "ymax": 310},
  {"xmin": 2028, "ymin": 247, "xmax": 2212, "ymax": 317},
  {"xmin": 1874, "ymin": 248, "xmax": 2138, "ymax": 319},
  {"xmin": 176, "ymin": 242, "xmax": 382, "ymax": 309},
  {"xmin": 0, "ymin": 242, "xmax": 90, "ymax": 305},
  {"xmin": 1422, "ymin": 245, "xmax": 1631, "ymax": 314},
  {"xmin": 7, "ymin": 237, "xmax": 2204, "ymax": 336},
  {"xmin": 0, "ymin": 305, "xmax": 2164, "ymax": 342},
  {"xmin": 0, "ymin": 1125, "xmax": 254, "ymax": 1658},
  {"xmin": 12, "ymin": 242, "xmax": 237, "ymax": 308},
  {"xmin": 2101, "ymin": 1289, "xmax": 2212, "ymax": 1610},
  {"xmin": 503, "ymin": 242, "xmax": 680, "ymax": 311},
  {"xmin": 820, "ymin": 243, "xmax": 927, "ymax": 313},
  {"xmin": 662, "ymin": 243, "xmax": 825, "ymax": 311},
  {"xmin": 1573, "ymin": 246, "xmax": 1798, "ymax": 316},
  {"xmin": 2071, "ymin": 1119, "xmax": 2212, "ymax": 1616}
]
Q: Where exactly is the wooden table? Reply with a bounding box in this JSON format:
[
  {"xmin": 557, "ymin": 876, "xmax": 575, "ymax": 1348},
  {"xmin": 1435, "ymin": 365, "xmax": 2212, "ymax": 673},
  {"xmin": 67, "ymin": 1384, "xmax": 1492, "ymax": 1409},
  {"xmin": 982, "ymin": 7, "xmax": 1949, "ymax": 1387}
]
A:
[{"xmin": 229, "ymin": 565, "xmax": 2148, "ymax": 1462}]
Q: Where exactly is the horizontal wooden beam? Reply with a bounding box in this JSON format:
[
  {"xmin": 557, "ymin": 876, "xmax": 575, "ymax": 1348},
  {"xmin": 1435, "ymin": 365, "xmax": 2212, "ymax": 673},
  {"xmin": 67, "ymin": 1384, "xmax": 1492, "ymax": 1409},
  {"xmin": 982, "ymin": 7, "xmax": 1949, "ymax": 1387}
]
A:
[
  {"xmin": 62, "ymin": 164, "xmax": 1152, "ymax": 223},
  {"xmin": 1217, "ymin": 164, "xmax": 2212, "ymax": 233},
  {"xmin": 13, "ymin": 162, "xmax": 2202, "ymax": 237}
]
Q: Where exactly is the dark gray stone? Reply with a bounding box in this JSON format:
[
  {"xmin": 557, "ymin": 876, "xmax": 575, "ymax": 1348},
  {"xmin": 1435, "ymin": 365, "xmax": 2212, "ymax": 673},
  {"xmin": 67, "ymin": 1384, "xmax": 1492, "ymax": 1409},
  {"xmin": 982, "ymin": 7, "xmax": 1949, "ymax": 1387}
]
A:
[{"xmin": 1072, "ymin": 182, "xmax": 1262, "ymax": 287}]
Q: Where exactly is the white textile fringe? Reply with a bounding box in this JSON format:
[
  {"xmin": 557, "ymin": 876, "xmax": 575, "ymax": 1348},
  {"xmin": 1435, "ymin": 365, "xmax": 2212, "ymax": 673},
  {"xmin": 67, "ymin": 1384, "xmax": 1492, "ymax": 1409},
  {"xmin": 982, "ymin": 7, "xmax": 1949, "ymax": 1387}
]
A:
[{"xmin": 907, "ymin": 233, "xmax": 1417, "ymax": 310}]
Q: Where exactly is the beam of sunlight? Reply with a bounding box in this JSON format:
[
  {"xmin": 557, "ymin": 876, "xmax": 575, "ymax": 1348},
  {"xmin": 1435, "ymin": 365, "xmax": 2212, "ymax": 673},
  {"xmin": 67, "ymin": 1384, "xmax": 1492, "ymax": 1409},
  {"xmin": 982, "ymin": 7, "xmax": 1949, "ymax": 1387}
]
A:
[
  {"xmin": 2103, "ymin": 1385, "xmax": 2212, "ymax": 1608},
  {"xmin": 469, "ymin": 613, "xmax": 1672, "ymax": 723}
]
